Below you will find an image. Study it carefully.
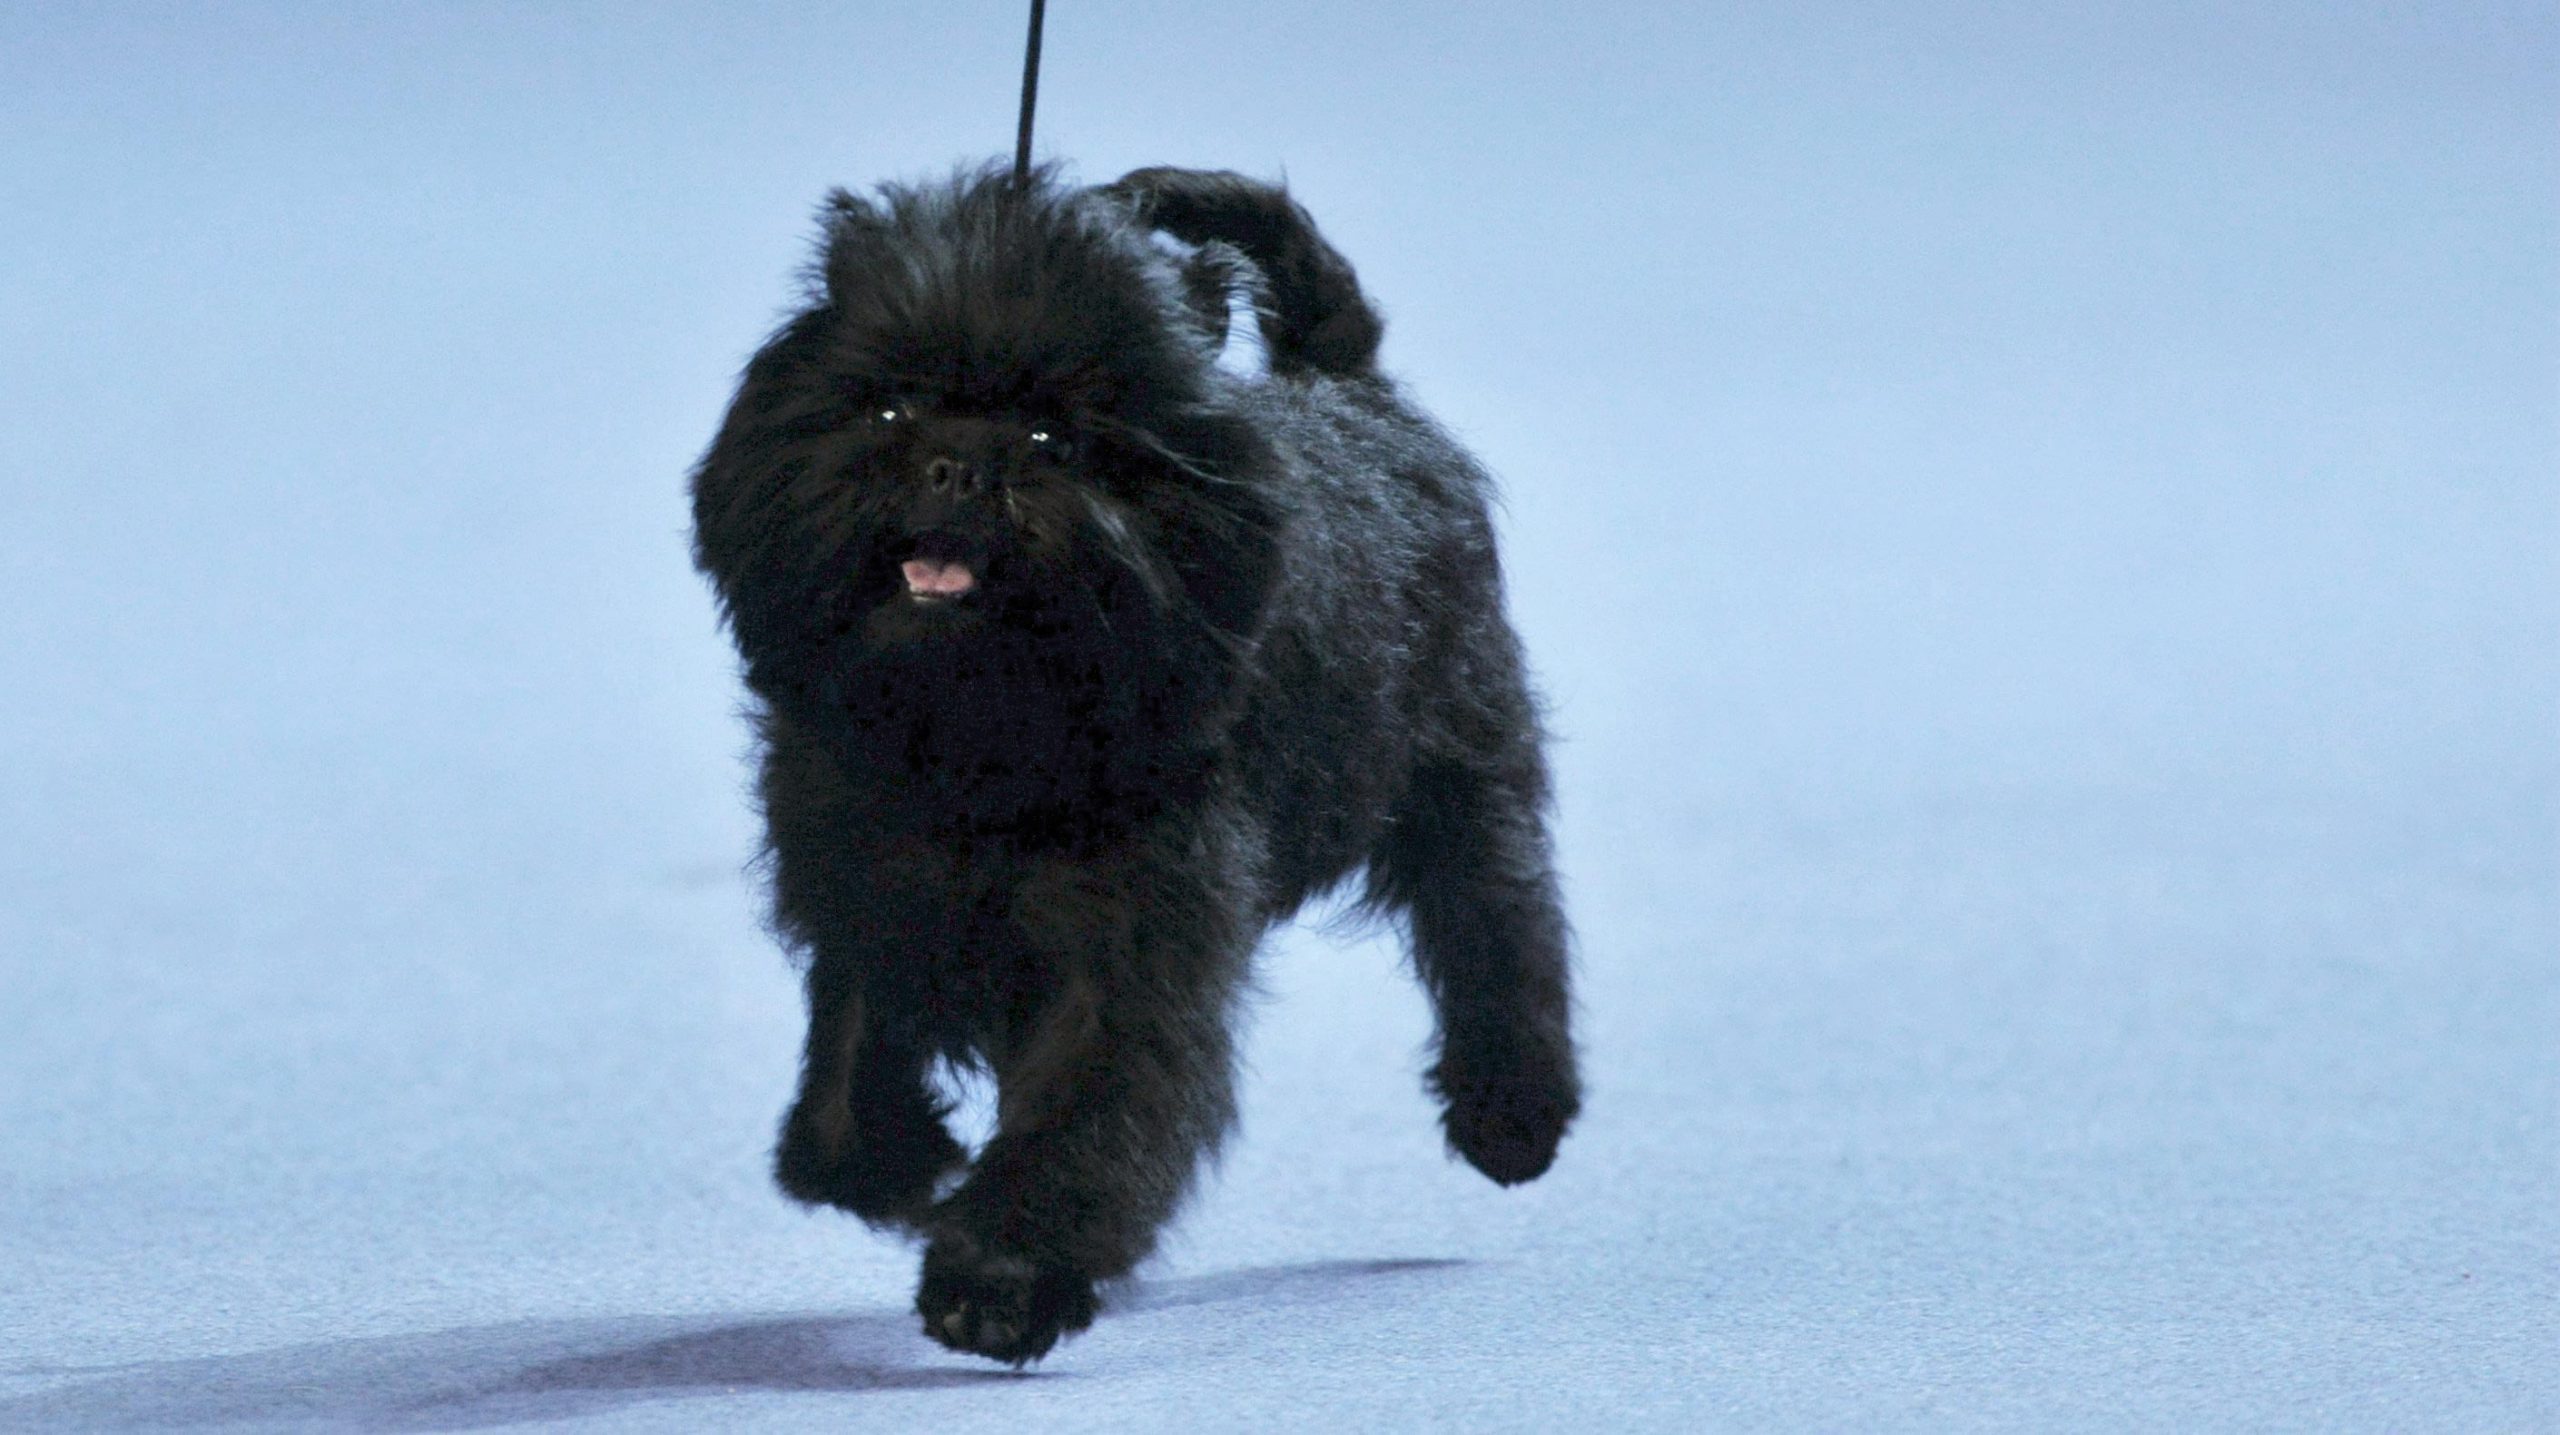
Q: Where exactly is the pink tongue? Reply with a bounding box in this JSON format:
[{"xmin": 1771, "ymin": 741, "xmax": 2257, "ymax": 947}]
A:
[{"xmin": 901, "ymin": 558, "xmax": 976, "ymax": 596}]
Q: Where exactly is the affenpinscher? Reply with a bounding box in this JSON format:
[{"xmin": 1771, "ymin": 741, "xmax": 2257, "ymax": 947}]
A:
[{"xmin": 690, "ymin": 164, "xmax": 1578, "ymax": 1364}]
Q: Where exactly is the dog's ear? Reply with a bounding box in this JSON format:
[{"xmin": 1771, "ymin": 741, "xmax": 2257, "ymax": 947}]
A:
[
  {"xmin": 821, "ymin": 187, "xmax": 884, "ymax": 227},
  {"xmin": 813, "ymin": 189, "xmax": 892, "ymax": 301}
]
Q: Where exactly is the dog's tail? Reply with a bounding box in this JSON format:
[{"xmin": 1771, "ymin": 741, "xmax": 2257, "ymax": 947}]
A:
[{"xmin": 1106, "ymin": 167, "xmax": 1384, "ymax": 378}]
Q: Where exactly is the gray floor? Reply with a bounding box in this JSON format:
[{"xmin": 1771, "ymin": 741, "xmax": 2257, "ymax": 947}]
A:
[{"xmin": 3, "ymin": 4, "xmax": 2551, "ymax": 1429}]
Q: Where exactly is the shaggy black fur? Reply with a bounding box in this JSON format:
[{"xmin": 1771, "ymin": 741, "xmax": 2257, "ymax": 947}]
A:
[{"xmin": 690, "ymin": 163, "xmax": 1579, "ymax": 1365}]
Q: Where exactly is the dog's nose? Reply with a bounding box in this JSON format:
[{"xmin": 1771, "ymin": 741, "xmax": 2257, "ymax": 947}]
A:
[{"xmin": 924, "ymin": 456, "xmax": 987, "ymax": 498}]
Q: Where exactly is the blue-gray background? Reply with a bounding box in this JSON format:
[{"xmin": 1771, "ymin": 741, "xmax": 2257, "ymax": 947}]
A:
[{"xmin": 2, "ymin": 3, "xmax": 2551, "ymax": 1429}]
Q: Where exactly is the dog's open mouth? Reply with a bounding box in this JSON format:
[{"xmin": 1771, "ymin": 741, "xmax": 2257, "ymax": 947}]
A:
[
  {"xmin": 901, "ymin": 557, "xmax": 977, "ymax": 601},
  {"xmin": 896, "ymin": 532, "xmax": 983, "ymax": 603}
]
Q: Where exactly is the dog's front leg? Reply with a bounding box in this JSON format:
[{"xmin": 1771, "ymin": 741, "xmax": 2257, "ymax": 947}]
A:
[
  {"xmin": 914, "ymin": 849, "xmax": 1251, "ymax": 1365},
  {"xmin": 773, "ymin": 962, "xmax": 964, "ymax": 1230}
]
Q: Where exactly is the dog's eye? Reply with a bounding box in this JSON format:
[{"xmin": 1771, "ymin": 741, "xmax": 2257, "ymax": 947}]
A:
[
  {"xmin": 1027, "ymin": 428, "xmax": 1075, "ymax": 460},
  {"xmin": 870, "ymin": 404, "xmax": 905, "ymax": 427}
]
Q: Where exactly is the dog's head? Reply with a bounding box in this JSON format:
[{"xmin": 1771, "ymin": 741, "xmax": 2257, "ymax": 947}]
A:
[{"xmin": 692, "ymin": 165, "xmax": 1283, "ymax": 757}]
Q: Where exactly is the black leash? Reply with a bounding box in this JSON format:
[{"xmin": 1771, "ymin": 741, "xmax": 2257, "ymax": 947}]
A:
[{"xmin": 1013, "ymin": 0, "xmax": 1047, "ymax": 187}]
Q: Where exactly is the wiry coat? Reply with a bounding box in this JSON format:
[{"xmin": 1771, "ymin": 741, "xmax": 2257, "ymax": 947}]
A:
[{"xmin": 691, "ymin": 164, "xmax": 1578, "ymax": 1364}]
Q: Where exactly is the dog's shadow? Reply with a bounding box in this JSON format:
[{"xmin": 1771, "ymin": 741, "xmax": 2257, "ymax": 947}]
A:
[{"xmin": 0, "ymin": 1258, "xmax": 1460, "ymax": 1431}]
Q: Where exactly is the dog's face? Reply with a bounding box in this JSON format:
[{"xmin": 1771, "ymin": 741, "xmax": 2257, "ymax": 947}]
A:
[
  {"xmin": 815, "ymin": 396, "xmax": 1103, "ymax": 651},
  {"xmin": 692, "ymin": 168, "xmax": 1282, "ymax": 756}
]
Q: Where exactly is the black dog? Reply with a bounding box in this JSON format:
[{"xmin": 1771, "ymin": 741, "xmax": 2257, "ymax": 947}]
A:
[{"xmin": 690, "ymin": 164, "xmax": 1578, "ymax": 1364}]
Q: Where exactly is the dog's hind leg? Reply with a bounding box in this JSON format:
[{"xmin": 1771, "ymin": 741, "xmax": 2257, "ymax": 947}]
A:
[{"xmin": 1369, "ymin": 738, "xmax": 1581, "ymax": 1186}]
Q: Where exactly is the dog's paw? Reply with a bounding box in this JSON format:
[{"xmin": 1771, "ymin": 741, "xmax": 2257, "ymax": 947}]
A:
[
  {"xmin": 1434, "ymin": 1043, "xmax": 1580, "ymax": 1187},
  {"xmin": 774, "ymin": 1107, "xmax": 964, "ymax": 1231},
  {"xmin": 915, "ymin": 1229, "xmax": 1098, "ymax": 1366}
]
